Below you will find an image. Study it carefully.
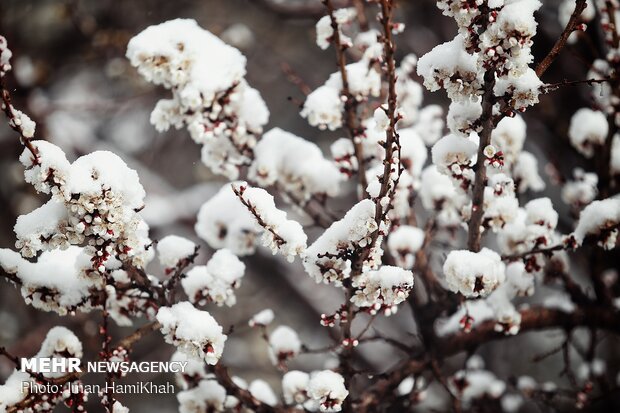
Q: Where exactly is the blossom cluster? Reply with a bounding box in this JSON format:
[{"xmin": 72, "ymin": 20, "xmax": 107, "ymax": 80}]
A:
[{"xmin": 127, "ymin": 19, "xmax": 269, "ymax": 179}]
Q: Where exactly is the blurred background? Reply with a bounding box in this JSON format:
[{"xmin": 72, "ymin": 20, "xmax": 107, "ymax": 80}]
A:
[{"xmin": 0, "ymin": 0, "xmax": 617, "ymax": 412}]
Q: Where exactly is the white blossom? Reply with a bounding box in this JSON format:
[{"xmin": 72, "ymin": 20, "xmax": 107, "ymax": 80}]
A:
[
  {"xmin": 443, "ymin": 248, "xmax": 506, "ymax": 298},
  {"xmin": 156, "ymin": 302, "xmax": 227, "ymax": 365}
]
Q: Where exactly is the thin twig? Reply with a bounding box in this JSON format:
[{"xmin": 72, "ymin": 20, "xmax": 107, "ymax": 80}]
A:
[
  {"xmin": 323, "ymin": 0, "xmax": 369, "ymax": 193},
  {"xmin": 536, "ymin": 0, "xmax": 588, "ymax": 77}
]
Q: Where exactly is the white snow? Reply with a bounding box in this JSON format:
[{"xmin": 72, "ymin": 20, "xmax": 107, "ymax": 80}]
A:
[{"xmin": 157, "ymin": 302, "xmax": 227, "ymax": 365}]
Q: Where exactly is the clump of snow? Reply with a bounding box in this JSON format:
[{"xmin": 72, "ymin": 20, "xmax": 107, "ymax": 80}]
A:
[
  {"xmin": 249, "ymin": 309, "xmax": 275, "ymax": 327},
  {"xmin": 182, "ymin": 249, "xmax": 245, "ymax": 307},
  {"xmin": 315, "ymin": 8, "xmax": 356, "ymax": 50},
  {"xmin": 232, "ymin": 183, "xmax": 307, "ymax": 261},
  {"xmin": 512, "ymin": 151, "xmax": 545, "ymax": 193},
  {"xmin": 307, "ymin": 370, "xmax": 349, "ymax": 412},
  {"xmin": 449, "ymin": 368, "xmax": 506, "ymax": 408},
  {"xmin": 248, "ymin": 379, "xmax": 278, "ymax": 406},
  {"xmin": 572, "ymin": 198, "xmax": 620, "ymax": 249},
  {"xmin": 16, "ymin": 142, "xmax": 152, "ymax": 271},
  {"xmin": 562, "ymin": 168, "xmax": 598, "ymax": 209},
  {"xmin": 303, "ymin": 199, "xmax": 379, "ymax": 285},
  {"xmin": 443, "ymin": 248, "xmax": 506, "ymax": 298},
  {"xmin": 417, "ymin": 35, "xmax": 481, "ymax": 100},
  {"xmin": 157, "ymin": 235, "xmax": 196, "ymax": 269},
  {"xmin": 301, "ymin": 85, "xmax": 343, "ymax": 131},
  {"xmin": 0, "ymin": 247, "xmax": 99, "ymax": 316},
  {"xmin": 249, "ymin": 128, "xmax": 343, "ymax": 201},
  {"xmin": 195, "ymin": 183, "xmax": 259, "ymax": 256},
  {"xmin": 351, "ymin": 266, "xmax": 414, "ymax": 315},
  {"xmin": 387, "ymin": 225, "xmax": 425, "ymax": 269},
  {"xmin": 268, "ymin": 325, "xmax": 302, "ymax": 366},
  {"xmin": 127, "ymin": 19, "xmax": 269, "ymax": 179},
  {"xmin": 177, "ymin": 379, "xmax": 227, "ymax": 413},
  {"xmin": 569, "ymin": 108, "xmax": 609, "ymax": 158},
  {"xmin": 157, "ymin": 302, "xmax": 227, "ymax": 365},
  {"xmin": 283, "ymin": 370, "xmax": 310, "ymax": 406}
]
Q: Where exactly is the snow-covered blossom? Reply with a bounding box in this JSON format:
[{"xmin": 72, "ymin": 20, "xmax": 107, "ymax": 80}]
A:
[
  {"xmin": 283, "ymin": 370, "xmax": 310, "ymax": 406},
  {"xmin": 9, "ymin": 110, "xmax": 36, "ymax": 139},
  {"xmin": 0, "ymin": 371, "xmax": 29, "ymax": 413},
  {"xmin": 396, "ymin": 56, "xmax": 424, "ymax": 126},
  {"xmin": 399, "ymin": 128, "xmax": 428, "ymax": 180},
  {"xmin": 37, "ymin": 326, "xmax": 83, "ymax": 377},
  {"xmin": 307, "ymin": 370, "xmax": 349, "ymax": 412},
  {"xmin": 431, "ymin": 133, "xmax": 478, "ymax": 189},
  {"xmin": 0, "ymin": 35, "xmax": 12, "ymax": 75},
  {"xmin": 303, "ymin": 199, "xmax": 378, "ymax": 285},
  {"xmin": 569, "ymin": 108, "xmax": 609, "ymax": 157},
  {"xmin": 157, "ymin": 235, "xmax": 196, "ymax": 269},
  {"xmin": 232, "ymin": 183, "xmax": 307, "ymax": 261},
  {"xmin": 491, "ymin": 115, "xmax": 526, "ymax": 167},
  {"xmin": 480, "ymin": 0, "xmax": 542, "ymax": 73},
  {"xmin": 351, "ymin": 266, "xmax": 414, "ymax": 315},
  {"xmin": 525, "ymin": 197, "xmax": 558, "ymax": 229},
  {"xmin": 449, "ymin": 369, "xmax": 506, "ymax": 408},
  {"xmin": 588, "ymin": 58, "xmax": 615, "ymax": 115},
  {"xmin": 443, "ymin": 248, "xmax": 506, "ymax": 298},
  {"xmin": 482, "ymin": 175, "xmax": 520, "ymax": 231},
  {"xmin": 249, "ymin": 309, "xmax": 275, "ymax": 327},
  {"xmin": 182, "ymin": 249, "xmax": 245, "ymax": 307},
  {"xmin": 420, "ymin": 165, "xmax": 467, "ymax": 227},
  {"xmin": 249, "ymin": 128, "xmax": 342, "ymax": 201},
  {"xmin": 16, "ymin": 141, "xmax": 151, "ymax": 271},
  {"xmin": 414, "ymin": 105, "xmax": 445, "ymax": 146},
  {"xmin": 512, "ymin": 151, "xmax": 545, "ymax": 192},
  {"xmin": 315, "ymin": 8, "xmax": 356, "ymax": 50},
  {"xmin": 301, "ymin": 85, "xmax": 343, "ymax": 131},
  {"xmin": 0, "ymin": 247, "xmax": 99, "ymax": 315},
  {"xmin": 0, "ymin": 326, "xmax": 84, "ymax": 412},
  {"xmin": 248, "ymin": 380, "xmax": 278, "ymax": 406},
  {"xmin": 157, "ymin": 302, "xmax": 227, "ymax": 365},
  {"xmin": 387, "ymin": 225, "xmax": 425, "ymax": 269},
  {"xmin": 494, "ymin": 68, "xmax": 543, "ymax": 111},
  {"xmin": 326, "ymin": 61, "xmax": 381, "ymax": 101},
  {"xmin": 268, "ymin": 325, "xmax": 302, "ymax": 366},
  {"xmin": 373, "ymin": 106, "xmax": 390, "ymax": 132},
  {"xmin": 417, "ymin": 35, "xmax": 481, "ymax": 100},
  {"xmin": 302, "ymin": 61, "xmax": 380, "ymax": 131},
  {"xmin": 171, "ymin": 350, "xmax": 209, "ymax": 390},
  {"xmin": 127, "ymin": 19, "xmax": 269, "ymax": 179},
  {"xmin": 447, "ymin": 99, "xmax": 482, "ymax": 137},
  {"xmin": 178, "ymin": 379, "xmax": 227, "ymax": 413},
  {"xmin": 572, "ymin": 198, "xmax": 620, "ymax": 249},
  {"xmin": 432, "ymin": 134, "xmax": 477, "ymax": 172},
  {"xmin": 112, "ymin": 401, "xmax": 130, "ymax": 413},
  {"xmin": 195, "ymin": 183, "xmax": 259, "ymax": 256}
]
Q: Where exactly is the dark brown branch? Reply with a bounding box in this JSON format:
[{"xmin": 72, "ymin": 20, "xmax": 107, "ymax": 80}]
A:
[
  {"xmin": 467, "ymin": 70, "xmax": 496, "ymax": 252},
  {"xmin": 116, "ymin": 321, "xmax": 161, "ymax": 350},
  {"xmin": 536, "ymin": 0, "xmax": 588, "ymax": 77},
  {"xmin": 212, "ymin": 363, "xmax": 293, "ymax": 413},
  {"xmin": 0, "ymin": 70, "xmax": 40, "ymax": 164},
  {"xmin": 361, "ymin": 306, "xmax": 620, "ymax": 410},
  {"xmin": 323, "ymin": 0, "xmax": 369, "ymax": 193},
  {"xmin": 232, "ymin": 183, "xmax": 287, "ymax": 246},
  {"xmin": 280, "ymin": 62, "xmax": 312, "ymax": 95},
  {"xmin": 436, "ymin": 306, "xmax": 620, "ymax": 355},
  {"xmin": 542, "ymin": 76, "xmax": 614, "ymax": 92}
]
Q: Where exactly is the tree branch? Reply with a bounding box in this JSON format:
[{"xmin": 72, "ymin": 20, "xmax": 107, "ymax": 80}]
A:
[
  {"xmin": 323, "ymin": 0, "xmax": 369, "ymax": 193},
  {"xmin": 535, "ymin": 0, "xmax": 588, "ymax": 77},
  {"xmin": 467, "ymin": 69, "xmax": 496, "ymax": 252}
]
